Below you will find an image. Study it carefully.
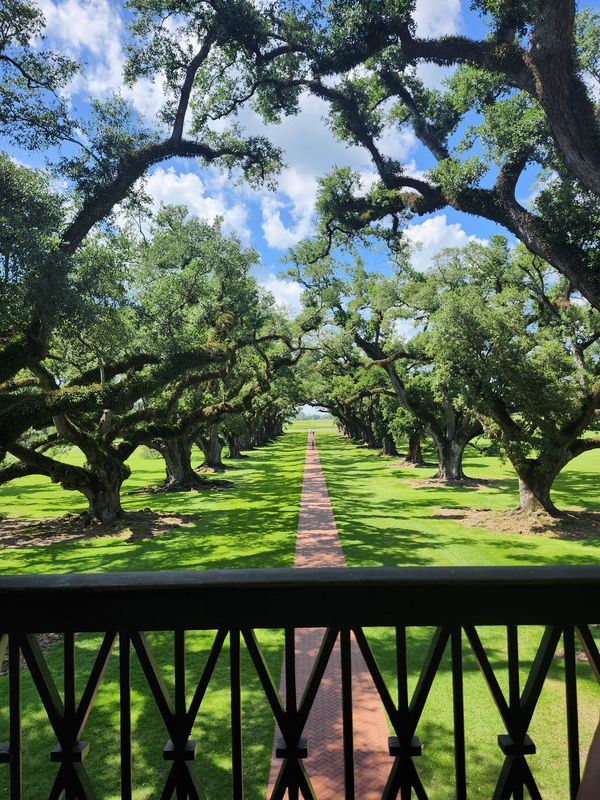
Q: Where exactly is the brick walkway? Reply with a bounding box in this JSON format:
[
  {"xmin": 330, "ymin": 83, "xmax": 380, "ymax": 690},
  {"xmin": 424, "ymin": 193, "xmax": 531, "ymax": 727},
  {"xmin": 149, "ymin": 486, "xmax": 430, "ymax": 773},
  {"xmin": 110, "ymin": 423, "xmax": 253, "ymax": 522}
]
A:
[{"xmin": 266, "ymin": 432, "xmax": 390, "ymax": 798}]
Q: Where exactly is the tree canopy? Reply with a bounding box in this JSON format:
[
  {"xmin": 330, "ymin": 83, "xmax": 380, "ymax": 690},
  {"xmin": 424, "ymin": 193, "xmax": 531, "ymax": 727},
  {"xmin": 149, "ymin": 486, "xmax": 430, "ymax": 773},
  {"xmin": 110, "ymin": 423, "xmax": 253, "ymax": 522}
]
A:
[{"xmin": 2, "ymin": 0, "xmax": 600, "ymax": 522}]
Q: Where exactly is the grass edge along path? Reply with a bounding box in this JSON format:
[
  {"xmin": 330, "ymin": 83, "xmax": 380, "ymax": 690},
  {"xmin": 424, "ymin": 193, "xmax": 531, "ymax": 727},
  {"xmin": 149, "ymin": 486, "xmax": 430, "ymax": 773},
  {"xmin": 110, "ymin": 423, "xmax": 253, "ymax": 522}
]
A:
[
  {"xmin": 0, "ymin": 433, "xmax": 307, "ymax": 799},
  {"xmin": 316, "ymin": 426, "xmax": 600, "ymax": 800}
]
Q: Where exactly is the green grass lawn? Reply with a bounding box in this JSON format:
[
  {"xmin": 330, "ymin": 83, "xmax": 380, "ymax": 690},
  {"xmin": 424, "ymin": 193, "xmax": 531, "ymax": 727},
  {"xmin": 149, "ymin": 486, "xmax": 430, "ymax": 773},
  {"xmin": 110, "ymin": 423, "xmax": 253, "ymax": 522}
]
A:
[
  {"xmin": 315, "ymin": 425, "xmax": 600, "ymax": 800},
  {"xmin": 0, "ymin": 424, "xmax": 598, "ymax": 798},
  {"xmin": 0, "ymin": 434, "xmax": 307, "ymax": 799}
]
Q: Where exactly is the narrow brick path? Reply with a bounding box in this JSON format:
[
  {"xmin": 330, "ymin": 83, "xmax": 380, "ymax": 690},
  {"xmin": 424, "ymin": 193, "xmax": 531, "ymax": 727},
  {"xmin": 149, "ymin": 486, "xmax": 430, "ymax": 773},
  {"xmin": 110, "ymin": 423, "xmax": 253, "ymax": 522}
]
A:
[{"xmin": 266, "ymin": 432, "xmax": 390, "ymax": 798}]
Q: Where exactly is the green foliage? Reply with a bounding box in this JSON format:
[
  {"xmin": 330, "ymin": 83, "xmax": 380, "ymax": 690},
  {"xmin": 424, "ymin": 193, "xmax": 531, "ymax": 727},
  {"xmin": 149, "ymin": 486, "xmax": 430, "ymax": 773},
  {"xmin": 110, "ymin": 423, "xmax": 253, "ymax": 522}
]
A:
[
  {"xmin": 309, "ymin": 0, "xmax": 411, "ymax": 73},
  {"xmin": 199, "ymin": 127, "xmax": 283, "ymax": 189},
  {"xmin": 534, "ymin": 176, "xmax": 600, "ymax": 267},
  {"xmin": 576, "ymin": 7, "xmax": 600, "ymax": 87},
  {"xmin": 468, "ymin": 0, "xmax": 532, "ymax": 35},
  {"xmin": 444, "ymin": 63, "xmax": 507, "ymax": 117},
  {"xmin": 0, "ymin": 201, "xmax": 301, "ymax": 516},
  {"xmin": 0, "ymin": 0, "xmax": 77, "ymax": 148},
  {"xmin": 56, "ymin": 96, "xmax": 156, "ymax": 197},
  {"xmin": 428, "ymin": 156, "xmax": 487, "ymax": 197},
  {"xmin": 459, "ymin": 92, "xmax": 547, "ymax": 166},
  {"xmin": 0, "ymin": 154, "xmax": 66, "ymax": 333},
  {"xmin": 426, "ymin": 242, "xmax": 600, "ymax": 477}
]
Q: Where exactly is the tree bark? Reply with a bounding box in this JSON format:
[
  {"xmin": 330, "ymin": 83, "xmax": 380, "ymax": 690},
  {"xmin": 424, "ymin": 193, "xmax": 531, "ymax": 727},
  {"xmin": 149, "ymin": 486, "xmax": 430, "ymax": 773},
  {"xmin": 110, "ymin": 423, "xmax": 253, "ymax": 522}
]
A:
[
  {"xmin": 82, "ymin": 474, "xmax": 125, "ymax": 523},
  {"xmin": 431, "ymin": 434, "xmax": 467, "ymax": 480},
  {"xmin": 406, "ymin": 429, "xmax": 425, "ymax": 466},
  {"xmin": 380, "ymin": 433, "xmax": 398, "ymax": 456},
  {"xmin": 517, "ymin": 476, "xmax": 558, "ymax": 515},
  {"xmin": 154, "ymin": 436, "xmax": 206, "ymax": 490},
  {"xmin": 197, "ymin": 424, "xmax": 225, "ymax": 470},
  {"xmin": 226, "ymin": 434, "xmax": 243, "ymax": 459},
  {"xmin": 513, "ymin": 459, "xmax": 564, "ymax": 516},
  {"xmin": 428, "ymin": 404, "xmax": 482, "ymax": 481}
]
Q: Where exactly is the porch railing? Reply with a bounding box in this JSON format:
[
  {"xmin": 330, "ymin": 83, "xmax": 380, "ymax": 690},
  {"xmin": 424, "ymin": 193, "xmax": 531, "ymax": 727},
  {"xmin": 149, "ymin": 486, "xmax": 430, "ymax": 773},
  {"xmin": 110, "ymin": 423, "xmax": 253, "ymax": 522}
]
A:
[{"xmin": 0, "ymin": 565, "xmax": 599, "ymax": 799}]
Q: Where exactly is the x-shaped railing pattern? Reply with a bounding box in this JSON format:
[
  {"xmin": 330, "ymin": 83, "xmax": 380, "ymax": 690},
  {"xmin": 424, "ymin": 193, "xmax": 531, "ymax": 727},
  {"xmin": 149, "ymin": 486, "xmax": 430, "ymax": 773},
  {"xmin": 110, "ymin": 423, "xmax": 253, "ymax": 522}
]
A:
[{"xmin": 0, "ymin": 623, "xmax": 599, "ymax": 798}]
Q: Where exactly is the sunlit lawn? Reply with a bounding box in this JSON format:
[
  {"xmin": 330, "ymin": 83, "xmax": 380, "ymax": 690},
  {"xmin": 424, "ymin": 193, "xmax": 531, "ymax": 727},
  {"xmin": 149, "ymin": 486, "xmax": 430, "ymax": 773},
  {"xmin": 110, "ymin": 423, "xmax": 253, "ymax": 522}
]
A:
[
  {"xmin": 0, "ymin": 435, "xmax": 306, "ymax": 798},
  {"xmin": 316, "ymin": 426, "xmax": 600, "ymax": 800},
  {"xmin": 0, "ymin": 424, "xmax": 599, "ymax": 798}
]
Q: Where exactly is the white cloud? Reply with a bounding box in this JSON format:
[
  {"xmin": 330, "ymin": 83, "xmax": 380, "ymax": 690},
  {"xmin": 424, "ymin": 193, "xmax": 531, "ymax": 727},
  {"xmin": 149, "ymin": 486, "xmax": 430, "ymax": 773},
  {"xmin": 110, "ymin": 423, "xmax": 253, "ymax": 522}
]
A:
[
  {"xmin": 39, "ymin": 0, "xmax": 125, "ymax": 94},
  {"xmin": 125, "ymin": 79, "xmax": 166, "ymax": 123},
  {"xmin": 39, "ymin": 0, "xmax": 166, "ymax": 119},
  {"xmin": 259, "ymin": 274, "xmax": 304, "ymax": 314},
  {"xmin": 240, "ymin": 93, "xmax": 418, "ymax": 249},
  {"xmin": 260, "ymin": 168, "xmax": 317, "ymax": 248},
  {"xmin": 414, "ymin": 0, "xmax": 462, "ymax": 37},
  {"xmin": 144, "ymin": 167, "xmax": 250, "ymax": 240},
  {"xmin": 404, "ymin": 215, "xmax": 487, "ymax": 271},
  {"xmin": 39, "ymin": 0, "xmax": 119, "ymax": 55},
  {"xmin": 394, "ymin": 317, "xmax": 421, "ymax": 340},
  {"xmin": 413, "ymin": 0, "xmax": 462, "ymax": 88}
]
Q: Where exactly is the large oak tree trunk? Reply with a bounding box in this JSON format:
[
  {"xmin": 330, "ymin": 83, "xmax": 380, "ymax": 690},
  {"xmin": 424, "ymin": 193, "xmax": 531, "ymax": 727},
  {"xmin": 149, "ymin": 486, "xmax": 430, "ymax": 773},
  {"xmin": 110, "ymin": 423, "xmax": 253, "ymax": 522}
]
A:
[
  {"xmin": 65, "ymin": 454, "xmax": 130, "ymax": 524},
  {"xmin": 157, "ymin": 436, "xmax": 206, "ymax": 490},
  {"xmin": 406, "ymin": 429, "xmax": 425, "ymax": 465},
  {"xmin": 514, "ymin": 460, "xmax": 563, "ymax": 516},
  {"xmin": 198, "ymin": 424, "xmax": 225, "ymax": 470},
  {"xmin": 82, "ymin": 476, "xmax": 125, "ymax": 523},
  {"xmin": 380, "ymin": 433, "xmax": 398, "ymax": 457},
  {"xmin": 517, "ymin": 478, "xmax": 558, "ymax": 515},
  {"xmin": 431, "ymin": 435, "xmax": 467, "ymax": 481},
  {"xmin": 56, "ymin": 450, "xmax": 129, "ymax": 524},
  {"xmin": 227, "ymin": 434, "xmax": 243, "ymax": 459}
]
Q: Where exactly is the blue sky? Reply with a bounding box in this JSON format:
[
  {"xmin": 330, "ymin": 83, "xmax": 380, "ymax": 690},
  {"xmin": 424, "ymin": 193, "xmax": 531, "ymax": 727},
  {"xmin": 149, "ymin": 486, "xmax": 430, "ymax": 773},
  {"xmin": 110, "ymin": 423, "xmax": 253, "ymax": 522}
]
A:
[{"xmin": 5, "ymin": 0, "xmax": 597, "ymax": 313}]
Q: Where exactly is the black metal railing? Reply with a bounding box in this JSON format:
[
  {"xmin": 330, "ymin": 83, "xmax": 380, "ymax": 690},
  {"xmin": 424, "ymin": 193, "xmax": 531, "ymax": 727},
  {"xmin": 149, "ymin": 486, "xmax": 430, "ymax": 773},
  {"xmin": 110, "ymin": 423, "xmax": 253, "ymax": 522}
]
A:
[{"xmin": 0, "ymin": 566, "xmax": 599, "ymax": 799}]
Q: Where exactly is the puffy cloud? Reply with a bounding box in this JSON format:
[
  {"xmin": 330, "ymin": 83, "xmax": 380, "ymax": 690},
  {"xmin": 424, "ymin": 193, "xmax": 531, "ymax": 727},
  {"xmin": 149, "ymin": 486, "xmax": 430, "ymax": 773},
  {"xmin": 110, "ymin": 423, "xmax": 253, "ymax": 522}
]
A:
[
  {"xmin": 259, "ymin": 274, "xmax": 304, "ymax": 314},
  {"xmin": 260, "ymin": 168, "xmax": 317, "ymax": 249},
  {"xmin": 39, "ymin": 0, "xmax": 119, "ymax": 55},
  {"xmin": 39, "ymin": 0, "xmax": 125, "ymax": 95},
  {"xmin": 144, "ymin": 167, "xmax": 250, "ymax": 240},
  {"xmin": 394, "ymin": 317, "xmax": 421, "ymax": 340},
  {"xmin": 414, "ymin": 0, "xmax": 462, "ymax": 37},
  {"xmin": 248, "ymin": 94, "xmax": 418, "ymax": 249},
  {"xmin": 404, "ymin": 215, "xmax": 487, "ymax": 271},
  {"xmin": 38, "ymin": 0, "xmax": 165, "ymax": 119}
]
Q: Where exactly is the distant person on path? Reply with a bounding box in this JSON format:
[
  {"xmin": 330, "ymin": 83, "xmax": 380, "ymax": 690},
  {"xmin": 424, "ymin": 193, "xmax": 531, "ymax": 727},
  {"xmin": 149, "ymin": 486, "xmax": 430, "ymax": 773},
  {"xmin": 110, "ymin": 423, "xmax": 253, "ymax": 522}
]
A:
[{"xmin": 309, "ymin": 429, "xmax": 315, "ymax": 449}]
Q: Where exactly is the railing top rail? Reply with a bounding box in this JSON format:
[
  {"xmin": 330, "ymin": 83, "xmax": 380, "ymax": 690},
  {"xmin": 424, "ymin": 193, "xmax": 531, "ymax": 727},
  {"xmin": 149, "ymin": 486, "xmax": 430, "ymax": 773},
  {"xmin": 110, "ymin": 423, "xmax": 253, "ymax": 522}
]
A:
[
  {"xmin": 1, "ymin": 566, "xmax": 599, "ymax": 631},
  {"xmin": 1, "ymin": 564, "xmax": 600, "ymax": 590}
]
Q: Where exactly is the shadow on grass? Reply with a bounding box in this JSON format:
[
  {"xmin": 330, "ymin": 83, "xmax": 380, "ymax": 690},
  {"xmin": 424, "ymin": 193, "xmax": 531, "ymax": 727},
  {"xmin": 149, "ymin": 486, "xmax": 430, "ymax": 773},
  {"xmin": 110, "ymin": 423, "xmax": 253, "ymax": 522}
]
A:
[
  {"xmin": 0, "ymin": 433, "xmax": 308, "ymax": 575},
  {"xmin": 316, "ymin": 431, "xmax": 600, "ymax": 567},
  {"xmin": 0, "ymin": 433, "xmax": 308, "ymax": 798}
]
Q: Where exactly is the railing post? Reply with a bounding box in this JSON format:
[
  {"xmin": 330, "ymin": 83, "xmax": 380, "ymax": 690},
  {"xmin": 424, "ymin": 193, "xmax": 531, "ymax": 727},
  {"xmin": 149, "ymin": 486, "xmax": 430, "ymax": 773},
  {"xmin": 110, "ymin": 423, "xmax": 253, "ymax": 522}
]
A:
[
  {"xmin": 230, "ymin": 628, "xmax": 243, "ymax": 800},
  {"xmin": 507, "ymin": 625, "xmax": 523, "ymax": 800},
  {"xmin": 564, "ymin": 625, "xmax": 580, "ymax": 799},
  {"xmin": 119, "ymin": 632, "xmax": 132, "ymax": 800},
  {"xmin": 341, "ymin": 627, "xmax": 355, "ymax": 800},
  {"xmin": 451, "ymin": 627, "xmax": 466, "ymax": 800},
  {"xmin": 9, "ymin": 635, "xmax": 21, "ymax": 800},
  {"xmin": 285, "ymin": 626, "xmax": 300, "ymax": 800}
]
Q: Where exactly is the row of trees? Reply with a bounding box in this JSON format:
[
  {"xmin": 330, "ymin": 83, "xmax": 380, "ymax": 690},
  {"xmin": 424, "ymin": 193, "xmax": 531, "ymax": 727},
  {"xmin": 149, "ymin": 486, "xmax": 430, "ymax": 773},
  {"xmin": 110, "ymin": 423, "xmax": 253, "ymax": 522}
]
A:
[
  {"xmin": 297, "ymin": 236, "xmax": 600, "ymax": 515},
  {"xmin": 1, "ymin": 154, "xmax": 301, "ymax": 521},
  {"xmin": 1, "ymin": 0, "xmax": 600, "ymax": 522}
]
